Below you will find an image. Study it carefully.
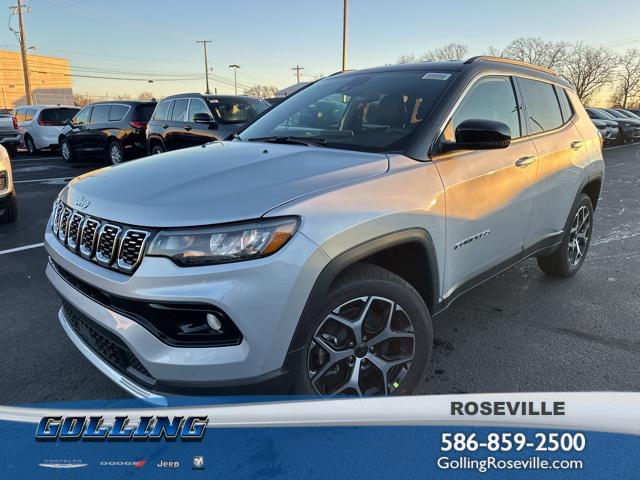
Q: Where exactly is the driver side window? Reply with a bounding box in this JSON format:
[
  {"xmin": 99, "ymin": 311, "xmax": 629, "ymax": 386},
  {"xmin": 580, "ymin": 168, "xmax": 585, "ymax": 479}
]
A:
[
  {"xmin": 442, "ymin": 76, "xmax": 521, "ymax": 143},
  {"xmin": 73, "ymin": 107, "xmax": 91, "ymax": 126}
]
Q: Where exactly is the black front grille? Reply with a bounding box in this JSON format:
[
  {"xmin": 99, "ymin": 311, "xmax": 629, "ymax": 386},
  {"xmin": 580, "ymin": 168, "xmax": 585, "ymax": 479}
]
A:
[
  {"xmin": 61, "ymin": 300, "xmax": 155, "ymax": 387},
  {"xmin": 0, "ymin": 170, "xmax": 6, "ymax": 191},
  {"xmin": 66, "ymin": 213, "xmax": 84, "ymax": 249},
  {"xmin": 52, "ymin": 201, "xmax": 151, "ymax": 274},
  {"xmin": 118, "ymin": 230, "xmax": 149, "ymax": 271}
]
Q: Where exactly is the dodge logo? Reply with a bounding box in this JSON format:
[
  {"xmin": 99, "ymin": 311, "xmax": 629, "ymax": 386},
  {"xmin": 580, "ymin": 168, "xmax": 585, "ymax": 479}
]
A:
[{"xmin": 74, "ymin": 197, "xmax": 91, "ymax": 209}]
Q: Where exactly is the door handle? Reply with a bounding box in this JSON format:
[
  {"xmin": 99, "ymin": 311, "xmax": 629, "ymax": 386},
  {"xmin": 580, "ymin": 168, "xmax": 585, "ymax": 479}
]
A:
[
  {"xmin": 184, "ymin": 125, "xmax": 193, "ymax": 131},
  {"xmin": 515, "ymin": 155, "xmax": 537, "ymax": 167},
  {"xmin": 571, "ymin": 140, "xmax": 584, "ymax": 150},
  {"xmin": 161, "ymin": 124, "xmax": 169, "ymax": 129}
]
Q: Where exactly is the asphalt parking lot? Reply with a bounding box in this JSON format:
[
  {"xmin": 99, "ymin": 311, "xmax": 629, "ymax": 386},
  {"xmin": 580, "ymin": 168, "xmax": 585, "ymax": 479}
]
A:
[{"xmin": 1, "ymin": 144, "xmax": 639, "ymax": 404}]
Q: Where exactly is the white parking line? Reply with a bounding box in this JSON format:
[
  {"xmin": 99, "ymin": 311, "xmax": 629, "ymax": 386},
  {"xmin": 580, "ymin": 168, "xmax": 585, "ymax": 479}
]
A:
[
  {"xmin": 603, "ymin": 142, "xmax": 640, "ymax": 151},
  {"xmin": 13, "ymin": 176, "xmax": 71, "ymax": 184},
  {"xmin": 0, "ymin": 243, "xmax": 44, "ymax": 255}
]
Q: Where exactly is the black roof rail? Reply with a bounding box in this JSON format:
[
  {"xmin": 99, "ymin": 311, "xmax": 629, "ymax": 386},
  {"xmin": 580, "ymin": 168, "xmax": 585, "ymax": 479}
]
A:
[{"xmin": 464, "ymin": 56, "xmax": 558, "ymax": 76}]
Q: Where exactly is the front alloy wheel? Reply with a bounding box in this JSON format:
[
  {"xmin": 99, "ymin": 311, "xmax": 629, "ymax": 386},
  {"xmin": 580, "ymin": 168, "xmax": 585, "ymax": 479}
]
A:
[{"xmin": 308, "ymin": 296, "xmax": 416, "ymax": 396}]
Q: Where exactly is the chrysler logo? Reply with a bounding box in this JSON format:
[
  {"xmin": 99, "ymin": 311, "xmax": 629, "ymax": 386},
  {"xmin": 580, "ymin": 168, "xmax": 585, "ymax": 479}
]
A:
[{"xmin": 74, "ymin": 197, "xmax": 91, "ymax": 209}]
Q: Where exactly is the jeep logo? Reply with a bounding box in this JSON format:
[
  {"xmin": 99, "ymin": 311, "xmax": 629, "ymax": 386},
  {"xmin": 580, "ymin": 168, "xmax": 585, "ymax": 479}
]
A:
[{"xmin": 74, "ymin": 197, "xmax": 91, "ymax": 209}]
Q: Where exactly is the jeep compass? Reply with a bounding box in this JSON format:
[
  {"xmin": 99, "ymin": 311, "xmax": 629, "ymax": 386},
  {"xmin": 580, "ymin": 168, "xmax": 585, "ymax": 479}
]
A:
[{"xmin": 45, "ymin": 57, "xmax": 604, "ymax": 400}]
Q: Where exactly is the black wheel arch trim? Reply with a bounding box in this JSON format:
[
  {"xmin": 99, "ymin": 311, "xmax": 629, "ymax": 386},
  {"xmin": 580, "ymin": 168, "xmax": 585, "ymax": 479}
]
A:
[{"xmin": 286, "ymin": 228, "xmax": 440, "ymax": 354}]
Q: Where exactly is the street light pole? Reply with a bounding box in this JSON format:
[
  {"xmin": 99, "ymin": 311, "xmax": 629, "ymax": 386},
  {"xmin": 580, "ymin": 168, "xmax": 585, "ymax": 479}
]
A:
[
  {"xmin": 196, "ymin": 40, "xmax": 212, "ymax": 94},
  {"xmin": 342, "ymin": 0, "xmax": 349, "ymax": 71},
  {"xmin": 228, "ymin": 64, "xmax": 240, "ymax": 95}
]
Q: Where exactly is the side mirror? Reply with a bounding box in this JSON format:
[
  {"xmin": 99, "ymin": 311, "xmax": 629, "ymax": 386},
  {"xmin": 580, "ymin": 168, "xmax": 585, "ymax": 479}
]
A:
[
  {"xmin": 64, "ymin": 118, "xmax": 73, "ymax": 126},
  {"xmin": 193, "ymin": 112, "xmax": 216, "ymax": 125},
  {"xmin": 441, "ymin": 119, "xmax": 511, "ymax": 152}
]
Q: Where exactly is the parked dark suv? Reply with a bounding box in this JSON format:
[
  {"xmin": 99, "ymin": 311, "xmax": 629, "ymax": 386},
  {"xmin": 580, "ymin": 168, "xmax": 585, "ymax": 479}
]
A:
[
  {"xmin": 146, "ymin": 93, "xmax": 269, "ymax": 154},
  {"xmin": 59, "ymin": 101, "xmax": 156, "ymax": 165}
]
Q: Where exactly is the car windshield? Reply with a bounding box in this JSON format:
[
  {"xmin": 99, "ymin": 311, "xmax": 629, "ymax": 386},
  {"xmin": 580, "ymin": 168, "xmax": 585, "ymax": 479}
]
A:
[
  {"xmin": 208, "ymin": 98, "xmax": 269, "ymax": 124},
  {"xmin": 239, "ymin": 70, "xmax": 457, "ymax": 153},
  {"xmin": 621, "ymin": 110, "xmax": 640, "ymax": 119},
  {"xmin": 595, "ymin": 109, "xmax": 615, "ymax": 119}
]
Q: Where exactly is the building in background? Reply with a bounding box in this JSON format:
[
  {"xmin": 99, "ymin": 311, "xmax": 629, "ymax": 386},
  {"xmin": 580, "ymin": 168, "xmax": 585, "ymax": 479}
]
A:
[
  {"xmin": 0, "ymin": 50, "xmax": 73, "ymax": 109},
  {"xmin": 275, "ymin": 82, "xmax": 310, "ymax": 98}
]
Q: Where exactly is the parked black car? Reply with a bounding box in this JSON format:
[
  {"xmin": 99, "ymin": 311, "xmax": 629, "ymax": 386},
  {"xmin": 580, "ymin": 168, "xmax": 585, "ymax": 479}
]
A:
[
  {"xmin": 146, "ymin": 93, "xmax": 269, "ymax": 154},
  {"xmin": 614, "ymin": 108, "xmax": 640, "ymax": 120},
  {"xmin": 59, "ymin": 101, "xmax": 156, "ymax": 165},
  {"xmin": 585, "ymin": 108, "xmax": 639, "ymax": 143}
]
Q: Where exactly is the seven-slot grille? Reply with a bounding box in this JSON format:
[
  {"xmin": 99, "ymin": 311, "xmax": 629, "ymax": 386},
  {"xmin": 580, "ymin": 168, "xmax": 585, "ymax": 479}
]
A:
[
  {"xmin": 0, "ymin": 170, "xmax": 6, "ymax": 191},
  {"xmin": 51, "ymin": 200, "xmax": 151, "ymax": 274}
]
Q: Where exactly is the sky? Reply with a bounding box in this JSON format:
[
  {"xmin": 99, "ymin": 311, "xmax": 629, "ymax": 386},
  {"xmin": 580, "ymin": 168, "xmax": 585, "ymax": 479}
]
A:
[{"xmin": 1, "ymin": 0, "xmax": 639, "ymax": 100}]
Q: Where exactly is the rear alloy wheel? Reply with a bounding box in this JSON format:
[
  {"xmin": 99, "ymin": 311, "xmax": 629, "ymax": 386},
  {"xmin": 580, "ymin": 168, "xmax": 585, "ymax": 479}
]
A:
[
  {"xmin": 294, "ymin": 264, "xmax": 432, "ymax": 397},
  {"xmin": 25, "ymin": 135, "xmax": 37, "ymax": 155},
  {"xmin": 60, "ymin": 139, "xmax": 73, "ymax": 162},
  {"xmin": 108, "ymin": 141, "xmax": 124, "ymax": 165},
  {"xmin": 537, "ymin": 193, "xmax": 593, "ymax": 277}
]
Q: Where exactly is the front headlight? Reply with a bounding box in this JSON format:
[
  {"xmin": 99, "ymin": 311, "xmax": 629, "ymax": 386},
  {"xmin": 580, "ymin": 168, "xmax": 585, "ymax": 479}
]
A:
[{"xmin": 147, "ymin": 217, "xmax": 299, "ymax": 266}]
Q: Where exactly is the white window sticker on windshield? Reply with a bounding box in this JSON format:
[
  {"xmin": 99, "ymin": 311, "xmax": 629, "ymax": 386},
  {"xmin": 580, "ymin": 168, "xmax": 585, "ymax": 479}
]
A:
[{"xmin": 422, "ymin": 72, "xmax": 451, "ymax": 81}]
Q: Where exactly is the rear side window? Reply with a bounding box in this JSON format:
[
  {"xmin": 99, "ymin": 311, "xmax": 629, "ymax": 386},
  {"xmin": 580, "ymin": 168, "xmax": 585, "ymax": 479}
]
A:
[
  {"xmin": 152, "ymin": 100, "xmax": 171, "ymax": 121},
  {"xmin": 443, "ymin": 76, "xmax": 522, "ymax": 142},
  {"xmin": 134, "ymin": 104, "xmax": 155, "ymax": 122},
  {"xmin": 25, "ymin": 109, "xmax": 36, "ymax": 121},
  {"xmin": 171, "ymin": 99, "xmax": 189, "ymax": 122},
  {"xmin": 519, "ymin": 78, "xmax": 563, "ymax": 134},
  {"xmin": 109, "ymin": 105, "xmax": 129, "ymax": 121},
  {"xmin": 555, "ymin": 88, "xmax": 574, "ymax": 123},
  {"xmin": 39, "ymin": 108, "xmax": 79, "ymax": 126},
  {"xmin": 90, "ymin": 105, "xmax": 110, "ymax": 124},
  {"xmin": 14, "ymin": 108, "xmax": 25, "ymax": 123}
]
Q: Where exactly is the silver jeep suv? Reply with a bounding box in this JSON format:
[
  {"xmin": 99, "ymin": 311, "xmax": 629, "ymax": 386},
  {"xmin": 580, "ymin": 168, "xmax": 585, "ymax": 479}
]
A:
[{"xmin": 45, "ymin": 57, "xmax": 604, "ymax": 400}]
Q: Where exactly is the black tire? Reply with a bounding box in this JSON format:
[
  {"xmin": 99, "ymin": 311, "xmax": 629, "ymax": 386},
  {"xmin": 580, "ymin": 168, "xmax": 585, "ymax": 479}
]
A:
[
  {"xmin": 0, "ymin": 191, "xmax": 18, "ymax": 224},
  {"xmin": 150, "ymin": 143, "xmax": 165, "ymax": 155},
  {"xmin": 5, "ymin": 144, "xmax": 17, "ymax": 159},
  {"xmin": 291, "ymin": 263, "xmax": 433, "ymax": 397},
  {"xmin": 537, "ymin": 193, "xmax": 594, "ymax": 277},
  {"xmin": 24, "ymin": 135, "xmax": 38, "ymax": 155},
  {"xmin": 60, "ymin": 138, "xmax": 74, "ymax": 162},
  {"xmin": 107, "ymin": 140, "xmax": 124, "ymax": 165}
]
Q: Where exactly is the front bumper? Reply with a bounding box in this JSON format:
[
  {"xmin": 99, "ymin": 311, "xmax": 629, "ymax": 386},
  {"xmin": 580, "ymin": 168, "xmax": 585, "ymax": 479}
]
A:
[{"xmin": 45, "ymin": 224, "xmax": 329, "ymax": 397}]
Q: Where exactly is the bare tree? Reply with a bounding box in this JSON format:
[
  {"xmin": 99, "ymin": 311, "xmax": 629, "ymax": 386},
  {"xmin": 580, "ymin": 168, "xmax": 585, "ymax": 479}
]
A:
[
  {"xmin": 501, "ymin": 37, "xmax": 568, "ymax": 69},
  {"xmin": 138, "ymin": 91, "xmax": 155, "ymax": 101},
  {"xmin": 243, "ymin": 85, "xmax": 279, "ymax": 99},
  {"xmin": 609, "ymin": 48, "xmax": 640, "ymax": 108},
  {"xmin": 396, "ymin": 53, "xmax": 418, "ymax": 64},
  {"xmin": 559, "ymin": 43, "xmax": 618, "ymax": 103},
  {"xmin": 421, "ymin": 43, "xmax": 469, "ymax": 61},
  {"xmin": 73, "ymin": 94, "xmax": 90, "ymax": 107}
]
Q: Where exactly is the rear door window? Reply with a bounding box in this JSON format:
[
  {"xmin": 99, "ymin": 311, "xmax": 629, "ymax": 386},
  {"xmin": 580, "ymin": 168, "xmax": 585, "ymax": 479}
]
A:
[
  {"xmin": 90, "ymin": 105, "xmax": 111, "ymax": 124},
  {"xmin": 555, "ymin": 88, "xmax": 574, "ymax": 123},
  {"xmin": 171, "ymin": 99, "xmax": 189, "ymax": 122},
  {"xmin": 519, "ymin": 78, "xmax": 563, "ymax": 134},
  {"xmin": 39, "ymin": 108, "xmax": 80, "ymax": 126},
  {"xmin": 152, "ymin": 100, "xmax": 172, "ymax": 121},
  {"xmin": 108, "ymin": 105, "xmax": 129, "ymax": 121}
]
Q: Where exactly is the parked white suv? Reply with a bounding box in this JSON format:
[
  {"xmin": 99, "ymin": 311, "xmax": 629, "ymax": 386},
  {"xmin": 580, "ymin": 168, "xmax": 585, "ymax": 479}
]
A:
[{"xmin": 14, "ymin": 105, "xmax": 80, "ymax": 154}]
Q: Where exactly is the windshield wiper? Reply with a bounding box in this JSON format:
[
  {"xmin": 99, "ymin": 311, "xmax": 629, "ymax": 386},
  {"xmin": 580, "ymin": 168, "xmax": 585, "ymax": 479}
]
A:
[{"xmin": 247, "ymin": 136, "xmax": 328, "ymax": 147}]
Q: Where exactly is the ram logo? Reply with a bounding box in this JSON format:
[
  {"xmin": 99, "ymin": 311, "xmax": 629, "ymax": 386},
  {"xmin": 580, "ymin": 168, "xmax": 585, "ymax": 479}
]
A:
[{"xmin": 454, "ymin": 229, "xmax": 491, "ymax": 250}]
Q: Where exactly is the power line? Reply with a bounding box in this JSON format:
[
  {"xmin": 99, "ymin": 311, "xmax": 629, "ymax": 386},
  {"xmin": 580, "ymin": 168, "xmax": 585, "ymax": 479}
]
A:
[
  {"xmin": 9, "ymin": 0, "xmax": 32, "ymax": 104},
  {"xmin": 291, "ymin": 65, "xmax": 304, "ymax": 83}
]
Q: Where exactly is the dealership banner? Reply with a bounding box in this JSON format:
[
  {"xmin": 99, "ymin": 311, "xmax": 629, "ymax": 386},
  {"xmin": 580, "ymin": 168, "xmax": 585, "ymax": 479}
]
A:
[{"xmin": 1, "ymin": 392, "xmax": 638, "ymax": 478}]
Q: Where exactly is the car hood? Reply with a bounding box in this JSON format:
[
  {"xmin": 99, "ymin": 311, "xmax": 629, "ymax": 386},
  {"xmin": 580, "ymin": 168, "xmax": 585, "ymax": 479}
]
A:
[{"xmin": 61, "ymin": 141, "xmax": 389, "ymax": 227}]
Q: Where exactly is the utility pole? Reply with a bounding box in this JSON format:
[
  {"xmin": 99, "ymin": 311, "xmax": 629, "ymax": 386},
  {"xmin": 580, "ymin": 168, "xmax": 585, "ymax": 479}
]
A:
[
  {"xmin": 196, "ymin": 40, "xmax": 212, "ymax": 94},
  {"xmin": 10, "ymin": 0, "xmax": 32, "ymax": 104},
  {"xmin": 292, "ymin": 65, "xmax": 304, "ymax": 84},
  {"xmin": 342, "ymin": 0, "xmax": 349, "ymax": 71},
  {"xmin": 228, "ymin": 64, "xmax": 240, "ymax": 95}
]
